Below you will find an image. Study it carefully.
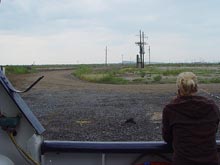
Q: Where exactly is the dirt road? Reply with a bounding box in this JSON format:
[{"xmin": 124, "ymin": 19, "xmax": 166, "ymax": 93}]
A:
[{"xmin": 8, "ymin": 70, "xmax": 220, "ymax": 141}]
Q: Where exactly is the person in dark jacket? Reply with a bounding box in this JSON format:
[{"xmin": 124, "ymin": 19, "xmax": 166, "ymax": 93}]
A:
[{"xmin": 162, "ymin": 72, "xmax": 220, "ymax": 165}]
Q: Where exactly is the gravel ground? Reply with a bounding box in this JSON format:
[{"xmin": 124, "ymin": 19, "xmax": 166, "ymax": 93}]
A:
[{"xmin": 8, "ymin": 70, "xmax": 220, "ymax": 141}]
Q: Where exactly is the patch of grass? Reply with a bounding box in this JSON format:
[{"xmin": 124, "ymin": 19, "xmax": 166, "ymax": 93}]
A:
[
  {"xmin": 198, "ymin": 77, "xmax": 220, "ymax": 84},
  {"xmin": 162, "ymin": 69, "xmax": 187, "ymax": 76},
  {"xmin": 5, "ymin": 66, "xmax": 35, "ymax": 75},
  {"xmin": 194, "ymin": 69, "xmax": 217, "ymax": 75},
  {"xmin": 96, "ymin": 74, "xmax": 128, "ymax": 84},
  {"xmin": 132, "ymin": 78, "xmax": 145, "ymax": 83},
  {"xmin": 139, "ymin": 70, "xmax": 146, "ymax": 78},
  {"xmin": 73, "ymin": 66, "xmax": 128, "ymax": 84},
  {"xmin": 118, "ymin": 67, "xmax": 139, "ymax": 75},
  {"xmin": 73, "ymin": 65, "xmax": 92, "ymax": 78},
  {"xmin": 210, "ymin": 78, "xmax": 220, "ymax": 83},
  {"xmin": 72, "ymin": 64, "xmax": 220, "ymax": 85},
  {"xmin": 162, "ymin": 76, "xmax": 176, "ymax": 84},
  {"xmin": 81, "ymin": 73, "xmax": 108, "ymax": 82}
]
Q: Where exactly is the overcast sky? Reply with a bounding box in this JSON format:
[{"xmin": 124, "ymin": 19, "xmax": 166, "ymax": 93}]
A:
[{"xmin": 0, "ymin": 0, "xmax": 220, "ymax": 65}]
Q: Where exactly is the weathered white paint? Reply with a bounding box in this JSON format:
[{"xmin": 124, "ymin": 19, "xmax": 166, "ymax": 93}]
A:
[{"xmin": 0, "ymin": 154, "xmax": 14, "ymax": 165}]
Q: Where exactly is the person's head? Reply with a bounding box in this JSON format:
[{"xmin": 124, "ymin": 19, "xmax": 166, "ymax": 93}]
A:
[{"xmin": 176, "ymin": 72, "xmax": 198, "ymax": 96}]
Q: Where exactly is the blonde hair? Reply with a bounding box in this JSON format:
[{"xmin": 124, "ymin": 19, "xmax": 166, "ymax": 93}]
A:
[{"xmin": 176, "ymin": 72, "xmax": 198, "ymax": 96}]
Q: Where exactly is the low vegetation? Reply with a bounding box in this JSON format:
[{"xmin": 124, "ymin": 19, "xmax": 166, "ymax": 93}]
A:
[
  {"xmin": 3, "ymin": 63, "xmax": 220, "ymax": 85},
  {"xmin": 5, "ymin": 65, "xmax": 36, "ymax": 75},
  {"xmin": 72, "ymin": 65, "xmax": 128, "ymax": 84},
  {"xmin": 73, "ymin": 63, "xmax": 220, "ymax": 85}
]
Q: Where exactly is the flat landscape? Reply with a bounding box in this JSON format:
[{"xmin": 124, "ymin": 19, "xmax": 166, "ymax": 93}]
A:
[{"xmin": 8, "ymin": 67, "xmax": 220, "ymax": 141}]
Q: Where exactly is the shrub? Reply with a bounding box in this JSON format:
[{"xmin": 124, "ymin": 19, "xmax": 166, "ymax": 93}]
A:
[
  {"xmin": 153, "ymin": 75, "xmax": 162, "ymax": 82},
  {"xmin": 139, "ymin": 70, "xmax": 146, "ymax": 78}
]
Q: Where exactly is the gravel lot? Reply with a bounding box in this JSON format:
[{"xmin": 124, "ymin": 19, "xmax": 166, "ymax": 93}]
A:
[{"xmin": 8, "ymin": 70, "xmax": 220, "ymax": 141}]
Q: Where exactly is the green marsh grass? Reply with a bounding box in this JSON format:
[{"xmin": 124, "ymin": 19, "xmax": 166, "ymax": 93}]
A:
[{"xmin": 5, "ymin": 66, "xmax": 35, "ymax": 75}]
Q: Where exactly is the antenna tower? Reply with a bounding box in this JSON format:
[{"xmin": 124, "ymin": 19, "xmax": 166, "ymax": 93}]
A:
[{"xmin": 135, "ymin": 30, "xmax": 147, "ymax": 68}]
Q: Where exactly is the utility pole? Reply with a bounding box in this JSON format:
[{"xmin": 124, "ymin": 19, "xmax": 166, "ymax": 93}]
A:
[
  {"xmin": 148, "ymin": 45, "xmax": 151, "ymax": 64},
  {"xmin": 139, "ymin": 31, "xmax": 142, "ymax": 67},
  {"xmin": 105, "ymin": 46, "xmax": 107, "ymax": 66},
  {"xmin": 121, "ymin": 54, "xmax": 124, "ymax": 65},
  {"xmin": 135, "ymin": 30, "xmax": 147, "ymax": 68},
  {"xmin": 142, "ymin": 31, "xmax": 146, "ymax": 68}
]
